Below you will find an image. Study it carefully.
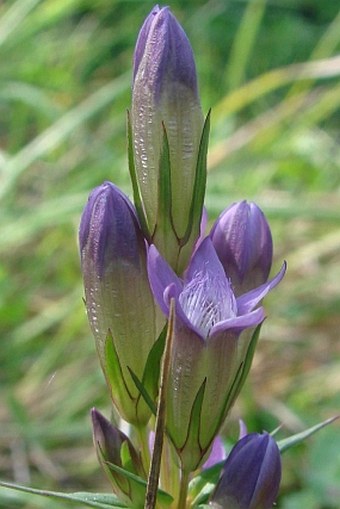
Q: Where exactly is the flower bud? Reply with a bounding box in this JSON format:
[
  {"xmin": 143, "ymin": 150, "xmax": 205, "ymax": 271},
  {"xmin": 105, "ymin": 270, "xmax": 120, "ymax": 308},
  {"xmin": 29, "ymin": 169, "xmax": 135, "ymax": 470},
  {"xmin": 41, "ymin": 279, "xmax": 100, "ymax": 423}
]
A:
[
  {"xmin": 209, "ymin": 433, "xmax": 281, "ymax": 509},
  {"xmin": 131, "ymin": 6, "xmax": 205, "ymax": 272},
  {"xmin": 210, "ymin": 201, "xmax": 273, "ymax": 296},
  {"xmin": 91, "ymin": 408, "xmax": 145, "ymax": 506},
  {"xmin": 79, "ymin": 182, "xmax": 163, "ymax": 425}
]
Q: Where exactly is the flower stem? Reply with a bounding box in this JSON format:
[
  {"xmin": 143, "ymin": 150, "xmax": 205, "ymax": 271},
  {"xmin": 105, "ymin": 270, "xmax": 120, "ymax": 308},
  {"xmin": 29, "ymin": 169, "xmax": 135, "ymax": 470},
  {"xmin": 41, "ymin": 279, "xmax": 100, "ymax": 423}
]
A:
[
  {"xmin": 177, "ymin": 469, "xmax": 189, "ymax": 509},
  {"xmin": 136, "ymin": 425, "xmax": 150, "ymax": 475}
]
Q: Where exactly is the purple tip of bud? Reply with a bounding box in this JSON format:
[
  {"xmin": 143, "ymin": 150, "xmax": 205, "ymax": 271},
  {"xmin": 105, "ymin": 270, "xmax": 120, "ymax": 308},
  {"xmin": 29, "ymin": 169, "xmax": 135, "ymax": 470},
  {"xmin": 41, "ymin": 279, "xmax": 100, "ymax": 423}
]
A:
[
  {"xmin": 133, "ymin": 4, "xmax": 160, "ymax": 80},
  {"xmin": 79, "ymin": 182, "xmax": 142, "ymax": 277},
  {"xmin": 210, "ymin": 433, "xmax": 281, "ymax": 509},
  {"xmin": 210, "ymin": 201, "xmax": 273, "ymax": 295},
  {"xmin": 133, "ymin": 5, "xmax": 198, "ymax": 100},
  {"xmin": 91, "ymin": 408, "xmax": 126, "ymax": 464}
]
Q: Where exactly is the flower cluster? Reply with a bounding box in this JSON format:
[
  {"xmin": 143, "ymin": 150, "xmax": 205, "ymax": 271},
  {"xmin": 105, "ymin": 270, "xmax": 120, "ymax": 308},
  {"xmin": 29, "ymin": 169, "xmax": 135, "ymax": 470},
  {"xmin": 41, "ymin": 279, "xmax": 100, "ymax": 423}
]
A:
[{"xmin": 79, "ymin": 5, "xmax": 285, "ymax": 508}]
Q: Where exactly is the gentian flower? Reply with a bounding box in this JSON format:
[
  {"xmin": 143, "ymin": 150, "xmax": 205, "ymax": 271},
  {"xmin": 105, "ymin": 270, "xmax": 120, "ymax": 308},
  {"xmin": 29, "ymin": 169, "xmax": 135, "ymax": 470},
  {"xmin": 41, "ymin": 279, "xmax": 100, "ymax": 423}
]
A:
[
  {"xmin": 131, "ymin": 5, "xmax": 206, "ymax": 273},
  {"xmin": 91, "ymin": 408, "xmax": 146, "ymax": 506},
  {"xmin": 147, "ymin": 237, "xmax": 285, "ymax": 471},
  {"xmin": 209, "ymin": 433, "xmax": 281, "ymax": 509},
  {"xmin": 210, "ymin": 201, "xmax": 273, "ymax": 296},
  {"xmin": 79, "ymin": 182, "xmax": 164, "ymax": 425}
]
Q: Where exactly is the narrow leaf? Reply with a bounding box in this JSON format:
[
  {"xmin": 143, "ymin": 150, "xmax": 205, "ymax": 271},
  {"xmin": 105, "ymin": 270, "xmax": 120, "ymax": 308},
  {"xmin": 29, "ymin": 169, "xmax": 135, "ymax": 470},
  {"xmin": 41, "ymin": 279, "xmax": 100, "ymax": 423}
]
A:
[
  {"xmin": 0, "ymin": 481, "xmax": 125, "ymax": 509},
  {"xmin": 278, "ymin": 416, "xmax": 339, "ymax": 453}
]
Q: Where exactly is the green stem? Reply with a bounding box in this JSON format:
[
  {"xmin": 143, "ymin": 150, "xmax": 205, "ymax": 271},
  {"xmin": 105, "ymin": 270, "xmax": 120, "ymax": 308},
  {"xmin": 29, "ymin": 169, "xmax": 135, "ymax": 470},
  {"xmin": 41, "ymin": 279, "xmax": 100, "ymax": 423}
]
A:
[
  {"xmin": 136, "ymin": 425, "xmax": 150, "ymax": 475},
  {"xmin": 177, "ymin": 469, "xmax": 189, "ymax": 509}
]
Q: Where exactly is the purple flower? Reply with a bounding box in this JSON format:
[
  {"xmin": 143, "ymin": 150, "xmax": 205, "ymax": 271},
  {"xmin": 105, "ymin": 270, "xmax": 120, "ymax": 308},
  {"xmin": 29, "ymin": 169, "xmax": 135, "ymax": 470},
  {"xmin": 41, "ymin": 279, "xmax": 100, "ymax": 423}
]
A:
[
  {"xmin": 147, "ymin": 237, "xmax": 285, "ymax": 471},
  {"xmin": 210, "ymin": 201, "xmax": 273, "ymax": 296},
  {"xmin": 210, "ymin": 433, "xmax": 281, "ymax": 509},
  {"xmin": 91, "ymin": 408, "xmax": 145, "ymax": 505},
  {"xmin": 79, "ymin": 182, "xmax": 164, "ymax": 425},
  {"xmin": 131, "ymin": 5, "xmax": 204, "ymax": 270}
]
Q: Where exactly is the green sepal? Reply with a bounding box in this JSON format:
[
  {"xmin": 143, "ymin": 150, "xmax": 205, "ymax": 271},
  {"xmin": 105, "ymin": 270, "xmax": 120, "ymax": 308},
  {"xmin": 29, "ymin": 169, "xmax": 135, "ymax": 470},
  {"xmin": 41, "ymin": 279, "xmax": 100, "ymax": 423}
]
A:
[
  {"xmin": 176, "ymin": 110, "xmax": 210, "ymax": 272},
  {"xmin": 155, "ymin": 124, "xmax": 173, "ymax": 237},
  {"xmin": 120, "ymin": 440, "xmax": 137, "ymax": 474},
  {"xmin": 182, "ymin": 109, "xmax": 210, "ymax": 244},
  {"xmin": 107, "ymin": 463, "xmax": 174, "ymax": 506},
  {"xmin": 126, "ymin": 110, "xmax": 150, "ymax": 238},
  {"xmin": 179, "ymin": 378, "xmax": 207, "ymax": 473},
  {"xmin": 140, "ymin": 325, "xmax": 167, "ymax": 404},
  {"xmin": 0, "ymin": 481, "xmax": 126, "ymax": 508},
  {"xmin": 127, "ymin": 367, "xmax": 157, "ymax": 417},
  {"xmin": 152, "ymin": 125, "xmax": 181, "ymax": 270},
  {"xmin": 128, "ymin": 326, "xmax": 167, "ymax": 418},
  {"xmin": 211, "ymin": 324, "xmax": 261, "ymax": 440},
  {"xmin": 229, "ymin": 323, "xmax": 261, "ymax": 402},
  {"xmin": 104, "ymin": 330, "xmax": 134, "ymax": 416},
  {"xmin": 277, "ymin": 416, "xmax": 338, "ymax": 453},
  {"xmin": 97, "ymin": 444, "xmax": 131, "ymax": 503}
]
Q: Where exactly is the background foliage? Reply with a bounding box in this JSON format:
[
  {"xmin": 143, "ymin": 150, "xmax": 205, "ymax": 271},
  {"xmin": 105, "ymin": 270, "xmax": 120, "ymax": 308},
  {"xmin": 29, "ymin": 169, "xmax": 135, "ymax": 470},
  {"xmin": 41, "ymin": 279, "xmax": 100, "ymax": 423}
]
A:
[{"xmin": 0, "ymin": 0, "xmax": 339, "ymax": 507}]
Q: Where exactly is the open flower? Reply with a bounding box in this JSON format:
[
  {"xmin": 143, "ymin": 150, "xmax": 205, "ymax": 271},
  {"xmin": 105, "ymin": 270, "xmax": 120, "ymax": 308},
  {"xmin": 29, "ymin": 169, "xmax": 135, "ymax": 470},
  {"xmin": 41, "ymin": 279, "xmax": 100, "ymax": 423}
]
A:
[
  {"xmin": 210, "ymin": 433, "xmax": 281, "ymax": 509},
  {"xmin": 147, "ymin": 238, "xmax": 285, "ymax": 471}
]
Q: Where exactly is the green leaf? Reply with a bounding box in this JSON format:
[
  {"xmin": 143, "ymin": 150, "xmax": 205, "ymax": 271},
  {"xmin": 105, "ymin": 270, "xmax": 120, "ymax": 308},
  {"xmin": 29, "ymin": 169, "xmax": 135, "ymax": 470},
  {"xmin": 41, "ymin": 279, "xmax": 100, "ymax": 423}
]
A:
[
  {"xmin": 0, "ymin": 481, "xmax": 126, "ymax": 508},
  {"xmin": 278, "ymin": 416, "xmax": 339, "ymax": 453}
]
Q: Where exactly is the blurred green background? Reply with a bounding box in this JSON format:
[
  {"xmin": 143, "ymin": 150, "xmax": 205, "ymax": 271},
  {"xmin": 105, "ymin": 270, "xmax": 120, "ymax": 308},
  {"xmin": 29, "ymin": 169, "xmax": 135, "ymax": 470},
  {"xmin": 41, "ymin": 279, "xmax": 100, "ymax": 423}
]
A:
[{"xmin": 0, "ymin": 0, "xmax": 339, "ymax": 507}]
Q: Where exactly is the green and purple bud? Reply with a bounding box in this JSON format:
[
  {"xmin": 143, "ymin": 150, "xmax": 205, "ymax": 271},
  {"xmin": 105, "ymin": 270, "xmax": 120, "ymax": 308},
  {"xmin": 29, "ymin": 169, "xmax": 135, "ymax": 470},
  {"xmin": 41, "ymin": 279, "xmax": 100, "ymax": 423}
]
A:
[
  {"xmin": 79, "ymin": 182, "xmax": 164, "ymax": 425},
  {"xmin": 210, "ymin": 201, "xmax": 273, "ymax": 296},
  {"xmin": 147, "ymin": 238, "xmax": 285, "ymax": 472},
  {"xmin": 91, "ymin": 408, "xmax": 146, "ymax": 506},
  {"xmin": 131, "ymin": 5, "xmax": 207, "ymax": 273},
  {"xmin": 210, "ymin": 433, "xmax": 281, "ymax": 509}
]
